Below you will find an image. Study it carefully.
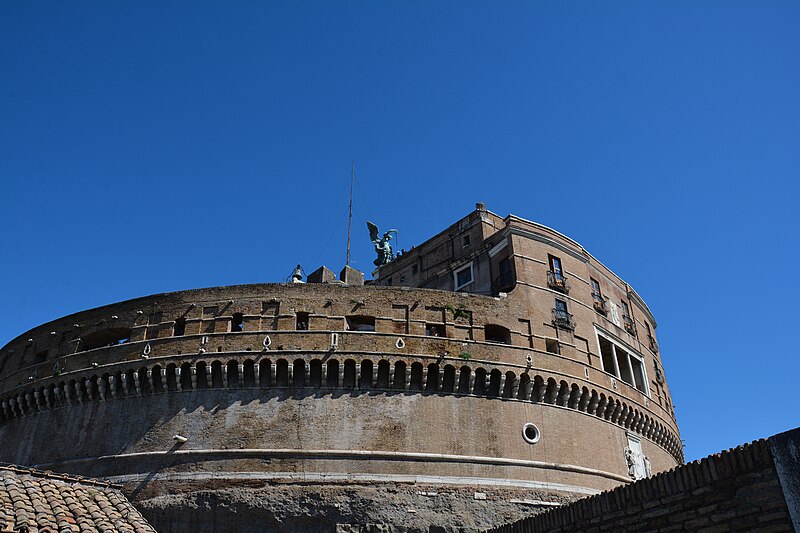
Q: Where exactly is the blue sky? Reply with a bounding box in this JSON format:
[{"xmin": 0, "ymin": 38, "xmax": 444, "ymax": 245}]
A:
[{"xmin": 1, "ymin": 2, "xmax": 798, "ymax": 461}]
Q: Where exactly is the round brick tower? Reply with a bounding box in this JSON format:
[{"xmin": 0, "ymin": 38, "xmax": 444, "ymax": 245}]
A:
[{"xmin": 0, "ymin": 207, "xmax": 681, "ymax": 532}]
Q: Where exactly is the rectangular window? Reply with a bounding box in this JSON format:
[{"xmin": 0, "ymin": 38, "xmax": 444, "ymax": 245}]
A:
[
  {"xmin": 462, "ymin": 234, "xmax": 471, "ymax": 247},
  {"xmin": 425, "ymin": 323, "xmax": 445, "ymax": 337},
  {"xmin": 597, "ymin": 329, "xmax": 648, "ymax": 395},
  {"xmin": 545, "ymin": 338, "xmax": 560, "ymax": 354},
  {"xmin": 621, "ymin": 301, "xmax": 630, "ymax": 316},
  {"xmin": 548, "ymin": 255, "xmax": 564, "ymax": 278},
  {"xmin": 231, "ymin": 313, "xmax": 244, "ymax": 332},
  {"xmin": 497, "ymin": 256, "xmax": 513, "ymax": 292},
  {"xmin": 591, "ymin": 278, "xmax": 606, "ymax": 314},
  {"xmin": 454, "ymin": 262, "xmax": 474, "ymax": 290},
  {"xmin": 412, "ymin": 264, "xmax": 419, "ymax": 275},
  {"xmin": 591, "ymin": 278, "xmax": 602, "ymax": 299},
  {"xmin": 553, "ymin": 298, "xmax": 574, "ymax": 330}
]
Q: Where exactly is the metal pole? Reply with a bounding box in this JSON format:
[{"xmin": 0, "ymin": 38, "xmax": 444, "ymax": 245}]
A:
[{"xmin": 345, "ymin": 161, "xmax": 354, "ymax": 267}]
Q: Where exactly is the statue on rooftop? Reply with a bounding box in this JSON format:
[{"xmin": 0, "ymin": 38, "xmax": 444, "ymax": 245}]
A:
[{"xmin": 367, "ymin": 221, "xmax": 398, "ymax": 267}]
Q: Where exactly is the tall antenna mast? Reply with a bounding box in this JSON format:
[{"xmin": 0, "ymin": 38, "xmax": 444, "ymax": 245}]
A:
[{"xmin": 345, "ymin": 160, "xmax": 355, "ymax": 267}]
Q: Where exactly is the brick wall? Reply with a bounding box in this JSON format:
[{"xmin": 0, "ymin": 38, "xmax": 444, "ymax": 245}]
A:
[{"xmin": 488, "ymin": 428, "xmax": 799, "ymax": 533}]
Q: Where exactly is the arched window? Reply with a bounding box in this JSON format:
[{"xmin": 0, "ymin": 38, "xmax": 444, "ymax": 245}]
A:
[
  {"xmin": 392, "ymin": 361, "xmax": 407, "ymax": 390},
  {"xmin": 259, "ymin": 360, "xmax": 272, "ymax": 388},
  {"xmin": 275, "ymin": 360, "xmax": 289, "ymax": 388},
  {"xmin": 309, "ymin": 360, "xmax": 323, "ymax": 388},
  {"xmin": 343, "ymin": 360, "xmax": 357, "ymax": 389},
  {"xmin": 243, "ymin": 360, "xmax": 256, "ymax": 387},
  {"xmin": 293, "ymin": 360, "xmax": 306, "ymax": 388},
  {"xmin": 211, "ymin": 361, "xmax": 224, "ymax": 388},
  {"xmin": 227, "ymin": 361, "xmax": 240, "ymax": 388},
  {"xmin": 376, "ymin": 360, "xmax": 391, "ymax": 389},
  {"xmin": 359, "ymin": 360, "xmax": 373, "ymax": 389},
  {"xmin": 196, "ymin": 362, "xmax": 209, "ymax": 389},
  {"xmin": 409, "ymin": 362, "xmax": 424, "ymax": 391},
  {"xmin": 326, "ymin": 360, "xmax": 339, "ymax": 388},
  {"xmin": 166, "ymin": 364, "xmax": 178, "ymax": 392},
  {"xmin": 425, "ymin": 364, "xmax": 439, "ymax": 392}
]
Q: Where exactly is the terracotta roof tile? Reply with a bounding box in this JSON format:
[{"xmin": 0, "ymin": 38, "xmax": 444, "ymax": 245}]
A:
[{"xmin": 0, "ymin": 465, "xmax": 157, "ymax": 533}]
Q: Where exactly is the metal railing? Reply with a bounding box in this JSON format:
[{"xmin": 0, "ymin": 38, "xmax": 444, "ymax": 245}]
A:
[
  {"xmin": 546, "ymin": 271, "xmax": 570, "ymax": 293},
  {"xmin": 551, "ymin": 308, "xmax": 575, "ymax": 330},
  {"xmin": 648, "ymin": 335, "xmax": 659, "ymax": 353},
  {"xmin": 622, "ymin": 315, "xmax": 636, "ymax": 336},
  {"xmin": 592, "ymin": 294, "xmax": 607, "ymax": 315}
]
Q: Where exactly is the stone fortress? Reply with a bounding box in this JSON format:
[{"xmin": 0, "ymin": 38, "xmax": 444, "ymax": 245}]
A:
[{"xmin": 0, "ymin": 203, "xmax": 684, "ymax": 532}]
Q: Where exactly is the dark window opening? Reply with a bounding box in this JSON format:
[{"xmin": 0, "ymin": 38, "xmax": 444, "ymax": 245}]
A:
[
  {"xmin": 552, "ymin": 299, "xmax": 574, "ymax": 329},
  {"xmin": 494, "ymin": 256, "xmax": 514, "ymax": 294},
  {"xmin": 484, "ymin": 324, "xmax": 511, "ymax": 344},
  {"xmin": 80, "ymin": 328, "xmax": 133, "ymax": 351},
  {"xmin": 599, "ymin": 336, "xmax": 616, "ymax": 374},
  {"xmin": 412, "ymin": 264, "xmax": 419, "ymax": 275},
  {"xmin": 386, "ymin": 278, "xmax": 392, "ymax": 286},
  {"xmin": 231, "ymin": 313, "xmax": 244, "ymax": 332},
  {"xmin": 462, "ymin": 234, "xmax": 471, "ymax": 247},
  {"xmin": 36, "ymin": 350, "xmax": 48, "ymax": 359},
  {"xmin": 455, "ymin": 264, "xmax": 473, "ymax": 290},
  {"xmin": 591, "ymin": 278, "xmax": 606, "ymax": 314},
  {"xmin": 173, "ymin": 317, "xmax": 186, "ymax": 336},
  {"xmin": 546, "ymin": 255, "xmax": 569, "ymax": 292},
  {"xmin": 346, "ymin": 315, "xmax": 375, "ymax": 332},
  {"xmin": 545, "ymin": 338, "xmax": 560, "ymax": 354},
  {"xmin": 425, "ymin": 323, "xmax": 445, "ymax": 337},
  {"xmin": 296, "ymin": 312, "xmax": 309, "ymax": 330}
]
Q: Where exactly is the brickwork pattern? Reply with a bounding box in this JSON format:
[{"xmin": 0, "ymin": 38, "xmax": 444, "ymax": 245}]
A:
[{"xmin": 487, "ymin": 435, "xmax": 795, "ymax": 533}]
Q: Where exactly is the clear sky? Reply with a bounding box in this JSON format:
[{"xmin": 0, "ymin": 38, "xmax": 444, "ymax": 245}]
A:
[{"xmin": 1, "ymin": 2, "xmax": 798, "ymax": 462}]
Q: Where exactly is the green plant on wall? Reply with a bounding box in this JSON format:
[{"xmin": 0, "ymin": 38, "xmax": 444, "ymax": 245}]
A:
[
  {"xmin": 445, "ymin": 304, "xmax": 470, "ymax": 321},
  {"xmin": 458, "ymin": 351, "xmax": 471, "ymax": 360}
]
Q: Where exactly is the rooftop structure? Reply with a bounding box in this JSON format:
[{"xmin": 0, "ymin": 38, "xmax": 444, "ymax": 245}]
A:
[{"xmin": 0, "ymin": 464, "xmax": 156, "ymax": 533}]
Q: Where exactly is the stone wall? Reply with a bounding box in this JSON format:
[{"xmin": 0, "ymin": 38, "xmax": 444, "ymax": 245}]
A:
[{"xmin": 486, "ymin": 427, "xmax": 800, "ymax": 533}]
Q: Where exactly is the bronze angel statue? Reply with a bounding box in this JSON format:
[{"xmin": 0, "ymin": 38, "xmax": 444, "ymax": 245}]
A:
[{"xmin": 367, "ymin": 221, "xmax": 398, "ymax": 267}]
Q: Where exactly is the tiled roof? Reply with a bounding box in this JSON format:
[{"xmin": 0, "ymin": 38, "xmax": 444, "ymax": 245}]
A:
[{"xmin": 0, "ymin": 464, "xmax": 156, "ymax": 533}]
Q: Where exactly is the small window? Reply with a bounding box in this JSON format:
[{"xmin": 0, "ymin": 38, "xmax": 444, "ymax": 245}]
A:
[
  {"xmin": 425, "ymin": 323, "xmax": 445, "ymax": 337},
  {"xmin": 231, "ymin": 313, "xmax": 244, "ymax": 332},
  {"xmin": 296, "ymin": 312, "xmax": 309, "ymax": 331},
  {"xmin": 346, "ymin": 315, "xmax": 375, "ymax": 332},
  {"xmin": 454, "ymin": 262, "xmax": 474, "ymax": 291},
  {"xmin": 412, "ymin": 264, "xmax": 419, "ymax": 275},
  {"xmin": 621, "ymin": 301, "xmax": 630, "ymax": 317},
  {"xmin": 496, "ymin": 256, "xmax": 514, "ymax": 292},
  {"xmin": 462, "ymin": 234, "xmax": 471, "ymax": 247},
  {"xmin": 173, "ymin": 318, "xmax": 186, "ymax": 336},
  {"xmin": 548, "ymin": 255, "xmax": 563, "ymax": 278},
  {"xmin": 386, "ymin": 278, "xmax": 392, "ymax": 286},
  {"xmin": 80, "ymin": 328, "xmax": 133, "ymax": 351},
  {"xmin": 591, "ymin": 278, "xmax": 603, "ymax": 300},
  {"xmin": 545, "ymin": 338, "xmax": 560, "ymax": 354},
  {"xmin": 484, "ymin": 324, "xmax": 511, "ymax": 344},
  {"xmin": 36, "ymin": 350, "xmax": 48, "ymax": 359},
  {"xmin": 552, "ymin": 299, "xmax": 574, "ymax": 330},
  {"xmin": 591, "ymin": 278, "xmax": 606, "ymax": 314}
]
